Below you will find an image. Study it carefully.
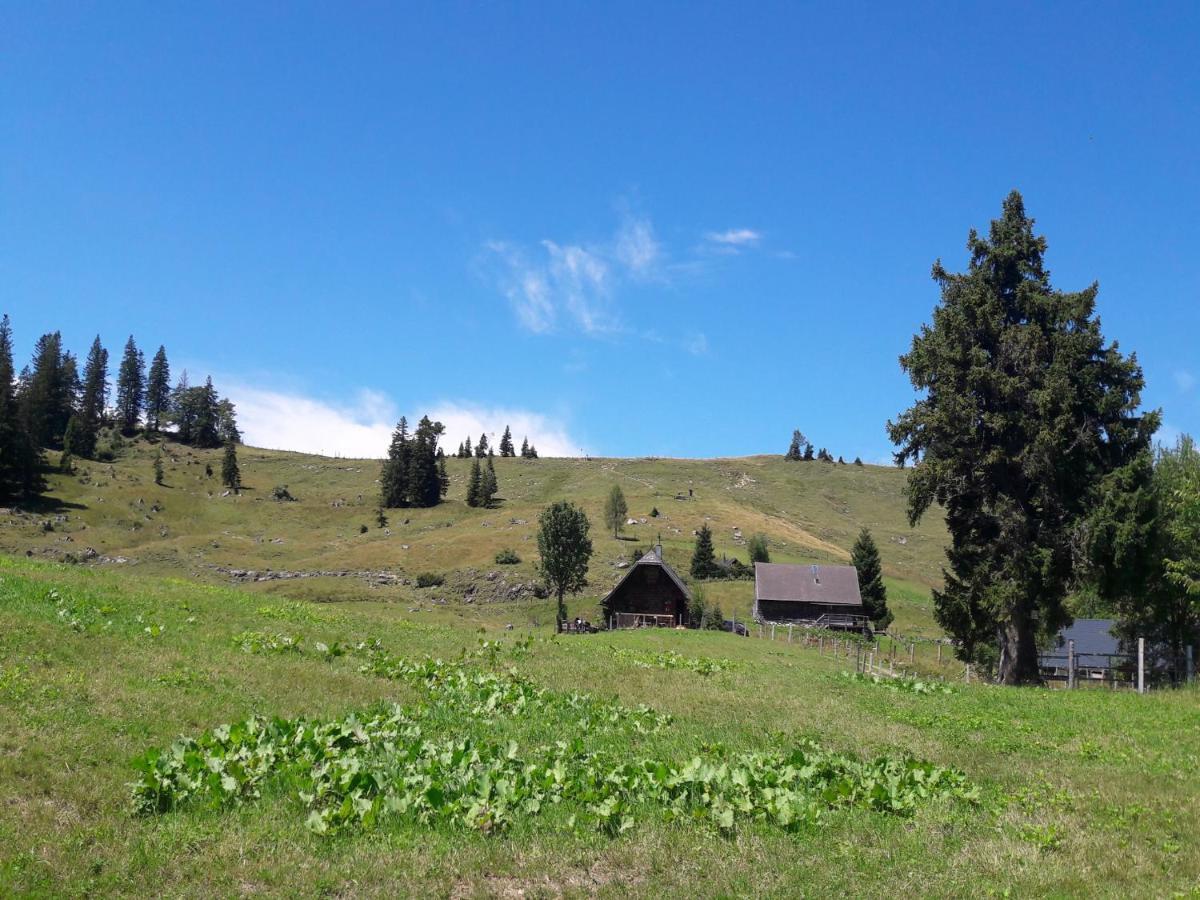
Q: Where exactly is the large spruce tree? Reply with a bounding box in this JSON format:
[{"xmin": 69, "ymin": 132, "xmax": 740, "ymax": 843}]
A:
[
  {"xmin": 145, "ymin": 346, "xmax": 171, "ymax": 431},
  {"xmin": 21, "ymin": 332, "xmax": 77, "ymax": 449},
  {"xmin": 115, "ymin": 336, "xmax": 145, "ymax": 434},
  {"xmin": 888, "ymin": 191, "xmax": 1156, "ymax": 684},
  {"xmin": 75, "ymin": 336, "xmax": 108, "ymax": 458},
  {"xmin": 0, "ymin": 316, "xmax": 41, "ymax": 499},
  {"xmin": 499, "ymin": 426, "xmax": 515, "ymax": 458},
  {"xmin": 380, "ymin": 417, "xmax": 412, "ymax": 507},
  {"xmin": 850, "ymin": 528, "xmax": 892, "ymax": 629}
]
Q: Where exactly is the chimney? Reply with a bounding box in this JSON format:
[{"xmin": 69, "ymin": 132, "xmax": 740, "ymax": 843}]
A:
[
  {"xmin": 812, "ymin": 563, "xmax": 820, "ymax": 584},
  {"xmin": 654, "ymin": 543, "xmax": 663, "ymax": 560}
]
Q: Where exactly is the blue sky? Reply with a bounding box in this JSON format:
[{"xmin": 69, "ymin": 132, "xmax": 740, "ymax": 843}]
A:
[{"xmin": 3, "ymin": 2, "xmax": 1197, "ymax": 459}]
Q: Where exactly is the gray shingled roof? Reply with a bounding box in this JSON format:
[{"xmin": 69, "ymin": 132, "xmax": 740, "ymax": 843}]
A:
[
  {"xmin": 602, "ymin": 546, "xmax": 692, "ymax": 603},
  {"xmin": 754, "ymin": 563, "xmax": 863, "ymax": 606},
  {"xmin": 1039, "ymin": 618, "xmax": 1122, "ymax": 669}
]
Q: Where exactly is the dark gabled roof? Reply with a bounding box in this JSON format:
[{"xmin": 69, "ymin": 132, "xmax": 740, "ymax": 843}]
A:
[
  {"xmin": 1039, "ymin": 618, "xmax": 1121, "ymax": 668},
  {"xmin": 602, "ymin": 546, "xmax": 691, "ymax": 603},
  {"xmin": 754, "ymin": 563, "xmax": 863, "ymax": 607}
]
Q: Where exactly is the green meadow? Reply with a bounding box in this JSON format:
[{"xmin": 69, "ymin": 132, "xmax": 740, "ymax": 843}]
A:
[{"xmin": 1, "ymin": 442, "xmax": 1198, "ymax": 896}]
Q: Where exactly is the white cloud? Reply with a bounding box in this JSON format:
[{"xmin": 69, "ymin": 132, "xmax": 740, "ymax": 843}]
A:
[
  {"xmin": 226, "ymin": 384, "xmax": 581, "ymax": 458},
  {"xmin": 704, "ymin": 228, "xmax": 761, "ymax": 248},
  {"xmin": 614, "ymin": 216, "xmax": 661, "ymax": 277},
  {"xmin": 485, "ymin": 214, "xmax": 661, "ymax": 335},
  {"xmin": 683, "ymin": 332, "xmax": 709, "ymax": 355},
  {"xmin": 429, "ymin": 402, "xmax": 581, "ymax": 458},
  {"xmin": 1174, "ymin": 369, "xmax": 1197, "ymax": 392}
]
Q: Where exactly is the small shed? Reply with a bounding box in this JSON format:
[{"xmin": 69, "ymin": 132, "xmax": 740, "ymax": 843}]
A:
[
  {"xmin": 602, "ymin": 545, "xmax": 692, "ymax": 628},
  {"xmin": 1039, "ymin": 618, "xmax": 1130, "ymax": 681},
  {"xmin": 753, "ymin": 562, "xmax": 867, "ymax": 629}
]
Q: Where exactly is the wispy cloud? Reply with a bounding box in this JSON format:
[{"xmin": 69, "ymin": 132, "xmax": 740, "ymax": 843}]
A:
[
  {"xmin": 704, "ymin": 228, "xmax": 761, "ymax": 248},
  {"xmin": 683, "ymin": 332, "xmax": 709, "ymax": 355},
  {"xmin": 484, "ymin": 214, "xmax": 664, "ymax": 336},
  {"xmin": 226, "ymin": 384, "xmax": 581, "ymax": 458},
  {"xmin": 1174, "ymin": 369, "xmax": 1197, "ymax": 392}
]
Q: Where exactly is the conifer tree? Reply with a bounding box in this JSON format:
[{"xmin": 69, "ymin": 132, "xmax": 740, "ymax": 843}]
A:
[
  {"xmin": 193, "ymin": 377, "xmax": 221, "ymax": 447},
  {"xmin": 479, "ymin": 455, "xmax": 498, "ymax": 507},
  {"xmin": 380, "ymin": 417, "xmax": 412, "ymax": 508},
  {"xmin": 0, "ymin": 316, "xmax": 41, "ymax": 499},
  {"xmin": 216, "ymin": 399, "xmax": 240, "ymax": 445},
  {"xmin": 466, "ymin": 458, "xmax": 482, "ymax": 507},
  {"xmin": 475, "ymin": 433, "xmax": 489, "ymax": 458},
  {"xmin": 499, "ymin": 426, "xmax": 514, "ymax": 457},
  {"xmin": 802, "ymin": 443, "xmax": 814, "ymax": 461},
  {"xmin": 854, "ymin": 456, "xmax": 863, "ymax": 466},
  {"xmin": 437, "ymin": 454, "xmax": 449, "ymax": 499},
  {"xmin": 463, "ymin": 435, "xmax": 472, "ymax": 458},
  {"xmin": 851, "ymin": 528, "xmax": 892, "ymax": 629},
  {"xmin": 221, "ymin": 441, "xmax": 241, "ymax": 491},
  {"xmin": 145, "ymin": 346, "xmax": 170, "ymax": 432},
  {"xmin": 690, "ymin": 524, "xmax": 719, "ymax": 580},
  {"xmin": 77, "ymin": 336, "xmax": 108, "ymax": 456},
  {"xmin": 22, "ymin": 332, "xmax": 76, "ymax": 449},
  {"xmin": 786, "ymin": 429, "xmax": 805, "ymax": 461},
  {"xmin": 603, "ymin": 484, "xmax": 628, "ymax": 538},
  {"xmin": 456, "ymin": 442, "xmax": 465, "ymax": 458},
  {"xmin": 115, "ymin": 335, "xmax": 145, "ymax": 434},
  {"xmin": 888, "ymin": 191, "xmax": 1154, "ymax": 683},
  {"xmin": 528, "ymin": 443, "xmax": 538, "ymax": 459},
  {"xmin": 171, "ymin": 371, "xmax": 194, "ymax": 443},
  {"xmin": 407, "ymin": 416, "xmax": 444, "ymax": 508},
  {"xmin": 520, "ymin": 436, "xmax": 530, "ymax": 458},
  {"xmin": 153, "ymin": 448, "xmax": 164, "ymax": 485}
]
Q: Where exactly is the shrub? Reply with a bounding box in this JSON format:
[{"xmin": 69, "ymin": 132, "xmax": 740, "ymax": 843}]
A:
[
  {"xmin": 359, "ymin": 524, "xmax": 368, "ymax": 534},
  {"xmin": 747, "ymin": 533, "xmax": 770, "ymax": 564},
  {"xmin": 415, "ymin": 572, "xmax": 444, "ymax": 588},
  {"xmin": 495, "ymin": 548, "xmax": 521, "ymax": 565},
  {"xmin": 650, "ymin": 507, "xmax": 659, "ymax": 517},
  {"xmin": 271, "ymin": 485, "xmax": 296, "ymax": 502}
]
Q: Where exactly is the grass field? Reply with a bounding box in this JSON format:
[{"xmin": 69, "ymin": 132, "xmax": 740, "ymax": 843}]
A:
[
  {"xmin": 3, "ymin": 442, "xmax": 1198, "ymax": 896},
  {"xmin": 1, "ymin": 557, "xmax": 1198, "ymax": 897},
  {"xmin": 0, "ymin": 438, "xmax": 947, "ymax": 636}
]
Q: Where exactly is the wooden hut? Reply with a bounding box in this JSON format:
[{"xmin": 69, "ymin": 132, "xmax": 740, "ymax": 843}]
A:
[
  {"xmin": 602, "ymin": 545, "xmax": 692, "ymax": 629},
  {"xmin": 752, "ymin": 562, "xmax": 868, "ymax": 630}
]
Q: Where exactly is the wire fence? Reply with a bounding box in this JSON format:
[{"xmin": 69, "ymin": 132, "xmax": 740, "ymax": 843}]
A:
[{"xmin": 751, "ymin": 622, "xmax": 1198, "ymax": 692}]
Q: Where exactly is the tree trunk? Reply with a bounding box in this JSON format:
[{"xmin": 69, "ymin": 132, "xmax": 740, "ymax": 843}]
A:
[
  {"xmin": 997, "ymin": 605, "xmax": 1041, "ymax": 685},
  {"xmin": 556, "ymin": 590, "xmax": 566, "ymax": 633}
]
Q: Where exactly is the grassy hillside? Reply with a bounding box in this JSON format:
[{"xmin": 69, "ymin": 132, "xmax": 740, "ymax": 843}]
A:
[
  {"xmin": 2, "ymin": 557, "xmax": 1197, "ymax": 897},
  {"xmin": 0, "ymin": 439, "xmax": 949, "ymax": 635}
]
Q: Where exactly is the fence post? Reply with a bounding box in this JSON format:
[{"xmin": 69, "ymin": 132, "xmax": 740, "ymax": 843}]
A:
[
  {"xmin": 788, "ymin": 624, "xmax": 793, "ymax": 644},
  {"xmin": 1187, "ymin": 646, "xmax": 1195, "ymax": 684},
  {"xmin": 965, "ymin": 664, "xmax": 971, "ymax": 684},
  {"xmin": 937, "ymin": 642, "xmax": 943, "ymax": 664},
  {"xmin": 909, "ymin": 643, "xmax": 915, "ymax": 665},
  {"xmin": 1068, "ymin": 639, "xmax": 1075, "ymax": 689},
  {"xmin": 771, "ymin": 624, "xmax": 776, "ymax": 641},
  {"xmin": 1138, "ymin": 638, "xmax": 1145, "ymax": 694}
]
